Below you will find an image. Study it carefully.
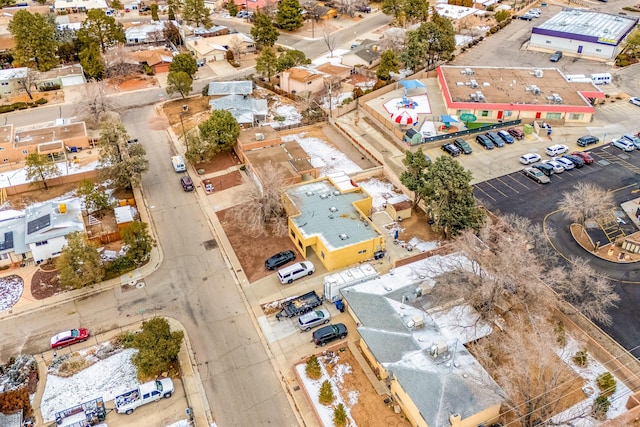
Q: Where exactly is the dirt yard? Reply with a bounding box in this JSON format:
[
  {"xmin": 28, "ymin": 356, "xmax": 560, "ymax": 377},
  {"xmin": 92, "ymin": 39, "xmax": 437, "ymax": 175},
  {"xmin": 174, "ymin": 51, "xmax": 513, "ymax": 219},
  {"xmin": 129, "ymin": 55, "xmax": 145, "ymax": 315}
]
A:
[
  {"xmin": 0, "ymin": 90, "xmax": 65, "ymax": 106},
  {"xmin": 193, "ymin": 150, "xmax": 242, "ymax": 175},
  {"xmin": 200, "ymin": 171, "xmax": 243, "ymax": 193},
  {"xmin": 162, "ymin": 97, "xmax": 212, "ymax": 134}
]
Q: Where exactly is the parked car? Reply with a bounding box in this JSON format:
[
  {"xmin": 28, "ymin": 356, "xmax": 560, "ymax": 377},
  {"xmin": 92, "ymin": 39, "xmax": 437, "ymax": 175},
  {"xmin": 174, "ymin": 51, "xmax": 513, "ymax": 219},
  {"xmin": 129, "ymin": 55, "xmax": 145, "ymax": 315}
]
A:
[
  {"xmin": 277, "ymin": 261, "xmax": 315, "ymax": 284},
  {"xmin": 507, "ymin": 128, "xmax": 525, "ymax": 140},
  {"xmin": 543, "ymin": 159, "xmax": 565, "ymax": 173},
  {"xmin": 265, "ymin": 250, "xmax": 296, "ymax": 270},
  {"xmin": 453, "ymin": 138, "xmax": 473, "ymax": 154},
  {"xmin": 519, "ymin": 13, "xmax": 535, "ymax": 20},
  {"xmin": 485, "ymin": 132, "xmax": 504, "ymax": 147},
  {"xmin": 576, "ymin": 135, "xmax": 599, "ymax": 147},
  {"xmin": 530, "ymin": 8, "xmax": 542, "ymax": 15},
  {"xmin": 545, "ymin": 144, "xmax": 569, "ymax": 156},
  {"xmin": 356, "ymin": 4, "xmax": 371, "ymax": 12},
  {"xmin": 533, "ymin": 163, "xmax": 555, "ymax": 176},
  {"xmin": 550, "ymin": 51, "xmax": 563, "ymax": 62},
  {"xmin": 621, "ymin": 134, "xmax": 640, "ymax": 149},
  {"xmin": 180, "ymin": 176, "xmax": 194, "ymax": 191},
  {"xmin": 519, "ymin": 153, "xmax": 541, "ymax": 165},
  {"xmin": 571, "ymin": 151, "xmax": 594, "ymax": 164},
  {"xmin": 553, "ymin": 157, "xmax": 575, "ymax": 170},
  {"xmin": 611, "ymin": 138, "xmax": 635, "ymax": 152},
  {"xmin": 441, "ymin": 143, "xmax": 461, "ymax": 157},
  {"xmin": 298, "ymin": 309, "xmax": 331, "ymax": 331},
  {"xmin": 522, "ymin": 167, "xmax": 550, "ymax": 184},
  {"xmin": 476, "ymin": 134, "xmax": 494, "ymax": 149},
  {"xmin": 497, "ymin": 130, "xmax": 515, "ymax": 144},
  {"xmin": 51, "ymin": 328, "xmax": 89, "ymax": 349},
  {"xmin": 629, "ymin": 97, "xmax": 640, "ymax": 107},
  {"xmin": 312, "ymin": 323, "xmax": 348, "ymax": 346},
  {"xmin": 562, "ymin": 154, "xmax": 585, "ymax": 168}
]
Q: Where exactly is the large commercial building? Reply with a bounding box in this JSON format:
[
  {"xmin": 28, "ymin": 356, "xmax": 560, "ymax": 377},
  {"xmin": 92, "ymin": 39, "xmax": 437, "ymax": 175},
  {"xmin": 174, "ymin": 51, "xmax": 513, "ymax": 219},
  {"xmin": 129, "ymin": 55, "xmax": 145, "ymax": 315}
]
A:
[
  {"xmin": 437, "ymin": 66, "xmax": 605, "ymax": 125},
  {"xmin": 529, "ymin": 9, "xmax": 638, "ymax": 60}
]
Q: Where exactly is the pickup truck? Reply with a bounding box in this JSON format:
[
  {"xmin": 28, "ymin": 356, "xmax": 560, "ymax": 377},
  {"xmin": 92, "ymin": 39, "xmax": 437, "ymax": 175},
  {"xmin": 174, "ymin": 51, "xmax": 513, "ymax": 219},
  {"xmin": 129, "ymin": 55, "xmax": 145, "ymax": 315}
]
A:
[{"xmin": 115, "ymin": 378, "xmax": 174, "ymax": 414}]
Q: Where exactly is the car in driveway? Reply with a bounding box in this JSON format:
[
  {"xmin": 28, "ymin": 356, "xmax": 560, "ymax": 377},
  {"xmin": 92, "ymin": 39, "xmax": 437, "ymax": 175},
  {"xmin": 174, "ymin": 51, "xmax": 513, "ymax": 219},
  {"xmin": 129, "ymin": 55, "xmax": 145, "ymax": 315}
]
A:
[
  {"xmin": 545, "ymin": 144, "xmax": 569, "ymax": 156},
  {"xmin": 519, "ymin": 153, "xmax": 541, "ymax": 165},
  {"xmin": 312, "ymin": 323, "xmax": 348, "ymax": 346},
  {"xmin": 550, "ymin": 51, "xmax": 563, "ymax": 62},
  {"xmin": 265, "ymin": 250, "xmax": 296, "ymax": 270},
  {"xmin": 497, "ymin": 130, "xmax": 515, "ymax": 144},
  {"xmin": 507, "ymin": 128, "xmax": 525, "ymax": 140},
  {"xmin": 562, "ymin": 154, "xmax": 585, "ymax": 168},
  {"xmin": 453, "ymin": 138, "xmax": 472, "ymax": 154},
  {"xmin": 611, "ymin": 138, "xmax": 635, "ymax": 152},
  {"xmin": 522, "ymin": 167, "xmax": 551, "ymax": 184},
  {"xmin": 629, "ymin": 97, "xmax": 640, "ymax": 107},
  {"xmin": 441, "ymin": 143, "xmax": 461, "ymax": 157},
  {"xmin": 543, "ymin": 159, "xmax": 565, "ymax": 173},
  {"xmin": 51, "ymin": 328, "xmax": 89, "ymax": 349},
  {"xmin": 485, "ymin": 132, "xmax": 504, "ymax": 147},
  {"xmin": 571, "ymin": 151, "xmax": 594, "ymax": 164},
  {"xmin": 476, "ymin": 134, "xmax": 494, "ymax": 149},
  {"xmin": 532, "ymin": 162, "xmax": 555, "ymax": 176},
  {"xmin": 298, "ymin": 309, "xmax": 331, "ymax": 331},
  {"xmin": 553, "ymin": 157, "xmax": 575, "ymax": 170}
]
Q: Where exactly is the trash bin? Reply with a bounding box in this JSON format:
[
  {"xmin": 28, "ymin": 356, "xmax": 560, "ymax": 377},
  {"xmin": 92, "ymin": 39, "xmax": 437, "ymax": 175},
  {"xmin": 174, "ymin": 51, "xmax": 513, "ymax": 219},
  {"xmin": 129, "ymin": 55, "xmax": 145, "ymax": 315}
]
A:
[{"xmin": 335, "ymin": 299, "xmax": 345, "ymax": 313}]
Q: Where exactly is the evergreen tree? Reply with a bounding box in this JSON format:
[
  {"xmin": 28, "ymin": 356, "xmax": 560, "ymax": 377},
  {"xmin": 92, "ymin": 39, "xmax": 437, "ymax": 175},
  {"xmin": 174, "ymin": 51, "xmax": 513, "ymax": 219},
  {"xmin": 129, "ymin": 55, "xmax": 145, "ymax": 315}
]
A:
[
  {"xmin": 56, "ymin": 232, "xmax": 104, "ymax": 289},
  {"xmin": 400, "ymin": 28, "xmax": 427, "ymax": 71},
  {"xmin": 255, "ymin": 46, "xmax": 278, "ymax": 80},
  {"xmin": 275, "ymin": 0, "xmax": 304, "ymax": 30},
  {"xmin": 318, "ymin": 380, "xmax": 334, "ymax": 405},
  {"xmin": 422, "ymin": 11, "xmax": 456, "ymax": 68},
  {"xmin": 78, "ymin": 9, "xmax": 125, "ymax": 53},
  {"xmin": 97, "ymin": 120, "xmax": 149, "ymax": 189},
  {"xmin": 305, "ymin": 355, "xmax": 321, "ymax": 380},
  {"xmin": 166, "ymin": 71, "xmax": 193, "ymax": 98},
  {"xmin": 8, "ymin": 10, "xmax": 59, "ymax": 71},
  {"xmin": 151, "ymin": 3, "xmax": 159, "ymax": 20},
  {"xmin": 377, "ymin": 49, "xmax": 400, "ymax": 80},
  {"xmin": 77, "ymin": 179, "xmax": 111, "ymax": 215},
  {"xmin": 169, "ymin": 53, "xmax": 198, "ymax": 77},
  {"xmin": 182, "ymin": 0, "xmax": 212, "ymax": 27},
  {"xmin": 24, "ymin": 153, "xmax": 60, "ymax": 190},
  {"xmin": 227, "ymin": 0, "xmax": 238, "ymax": 16},
  {"xmin": 198, "ymin": 110, "xmax": 240, "ymax": 156},
  {"xmin": 333, "ymin": 403, "xmax": 347, "ymax": 427},
  {"xmin": 251, "ymin": 11, "xmax": 279, "ymax": 47},
  {"xmin": 277, "ymin": 49, "xmax": 310, "ymax": 72},
  {"xmin": 121, "ymin": 221, "xmax": 156, "ymax": 265},
  {"xmin": 80, "ymin": 43, "xmax": 104, "ymax": 80},
  {"xmin": 381, "ymin": 0, "xmax": 404, "ymax": 20},
  {"xmin": 399, "ymin": 147, "xmax": 430, "ymax": 206},
  {"xmin": 130, "ymin": 317, "xmax": 184, "ymax": 379}
]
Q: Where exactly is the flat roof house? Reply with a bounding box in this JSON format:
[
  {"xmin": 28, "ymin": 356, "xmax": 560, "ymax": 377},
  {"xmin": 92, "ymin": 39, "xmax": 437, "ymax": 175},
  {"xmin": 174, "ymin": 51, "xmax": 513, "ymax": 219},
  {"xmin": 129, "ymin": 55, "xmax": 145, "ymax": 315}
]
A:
[
  {"xmin": 437, "ymin": 65, "xmax": 605, "ymax": 125},
  {"xmin": 0, "ymin": 68, "xmax": 27, "ymax": 97},
  {"xmin": 529, "ymin": 9, "xmax": 638, "ymax": 60},
  {"xmin": 283, "ymin": 174, "xmax": 384, "ymax": 271}
]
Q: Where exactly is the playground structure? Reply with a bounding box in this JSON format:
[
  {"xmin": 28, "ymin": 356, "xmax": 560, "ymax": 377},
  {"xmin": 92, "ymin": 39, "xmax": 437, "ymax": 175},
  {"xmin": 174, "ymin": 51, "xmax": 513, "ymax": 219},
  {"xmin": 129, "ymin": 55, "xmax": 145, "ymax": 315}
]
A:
[{"xmin": 396, "ymin": 95, "xmax": 419, "ymax": 110}]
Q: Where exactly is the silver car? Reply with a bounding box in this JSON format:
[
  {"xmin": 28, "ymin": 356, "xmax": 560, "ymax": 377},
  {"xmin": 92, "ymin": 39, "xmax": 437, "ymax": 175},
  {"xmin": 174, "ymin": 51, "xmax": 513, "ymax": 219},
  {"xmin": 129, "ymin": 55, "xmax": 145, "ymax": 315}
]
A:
[
  {"xmin": 543, "ymin": 160, "xmax": 565, "ymax": 174},
  {"xmin": 611, "ymin": 138, "xmax": 635, "ymax": 152},
  {"xmin": 553, "ymin": 157, "xmax": 575, "ymax": 170},
  {"xmin": 297, "ymin": 308, "xmax": 331, "ymax": 331}
]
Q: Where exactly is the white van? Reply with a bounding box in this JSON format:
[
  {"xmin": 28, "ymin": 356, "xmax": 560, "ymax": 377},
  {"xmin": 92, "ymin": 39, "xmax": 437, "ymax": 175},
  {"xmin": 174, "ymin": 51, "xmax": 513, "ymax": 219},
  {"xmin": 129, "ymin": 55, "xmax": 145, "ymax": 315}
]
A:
[
  {"xmin": 277, "ymin": 261, "xmax": 315, "ymax": 284},
  {"xmin": 590, "ymin": 73, "xmax": 611, "ymax": 85},
  {"xmin": 171, "ymin": 155, "xmax": 186, "ymax": 172}
]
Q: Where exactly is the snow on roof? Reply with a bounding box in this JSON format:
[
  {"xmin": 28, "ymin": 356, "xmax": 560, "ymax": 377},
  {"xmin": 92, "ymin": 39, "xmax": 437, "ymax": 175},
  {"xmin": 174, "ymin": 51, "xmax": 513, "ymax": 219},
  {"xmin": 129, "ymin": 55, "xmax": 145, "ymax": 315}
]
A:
[
  {"xmin": 125, "ymin": 21, "xmax": 166, "ymax": 39},
  {"xmin": 0, "ymin": 209, "xmax": 24, "ymax": 222},
  {"xmin": 114, "ymin": 205, "xmax": 136, "ymax": 224},
  {"xmin": 24, "ymin": 198, "xmax": 84, "ymax": 244},
  {"xmin": 434, "ymin": 3, "xmax": 479, "ymax": 20},
  {"xmin": 54, "ymin": 0, "xmax": 107, "ymax": 9},
  {"xmin": 0, "ymin": 67, "xmax": 27, "ymax": 81},
  {"xmin": 208, "ymin": 95, "xmax": 267, "ymax": 124},
  {"xmin": 207, "ymin": 81, "xmax": 253, "ymax": 96},
  {"xmin": 50, "ymin": 330, "xmax": 73, "ymax": 345}
]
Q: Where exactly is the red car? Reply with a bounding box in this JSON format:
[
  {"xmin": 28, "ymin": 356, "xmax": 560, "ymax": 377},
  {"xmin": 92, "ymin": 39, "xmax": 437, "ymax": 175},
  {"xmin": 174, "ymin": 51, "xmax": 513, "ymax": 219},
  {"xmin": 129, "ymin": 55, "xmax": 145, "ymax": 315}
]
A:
[
  {"xmin": 51, "ymin": 328, "xmax": 89, "ymax": 349},
  {"xmin": 571, "ymin": 151, "xmax": 594, "ymax": 165}
]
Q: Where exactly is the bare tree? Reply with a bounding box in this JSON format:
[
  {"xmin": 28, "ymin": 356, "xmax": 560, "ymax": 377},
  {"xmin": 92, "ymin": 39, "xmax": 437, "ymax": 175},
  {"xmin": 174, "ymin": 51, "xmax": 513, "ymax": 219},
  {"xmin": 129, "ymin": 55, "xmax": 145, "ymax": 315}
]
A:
[
  {"xmin": 558, "ymin": 182, "xmax": 615, "ymax": 225},
  {"xmin": 103, "ymin": 44, "xmax": 141, "ymax": 82},
  {"xmin": 15, "ymin": 68, "xmax": 39, "ymax": 100},
  {"xmin": 227, "ymin": 35, "xmax": 245, "ymax": 61},
  {"xmin": 227, "ymin": 162, "xmax": 289, "ymax": 237},
  {"xmin": 322, "ymin": 24, "xmax": 338, "ymax": 57},
  {"xmin": 553, "ymin": 256, "xmax": 620, "ymax": 325},
  {"xmin": 147, "ymin": 30, "xmax": 165, "ymax": 46},
  {"xmin": 381, "ymin": 28, "xmax": 407, "ymax": 52},
  {"xmin": 75, "ymin": 80, "xmax": 119, "ymax": 128},
  {"xmin": 335, "ymin": 0, "xmax": 359, "ymax": 17}
]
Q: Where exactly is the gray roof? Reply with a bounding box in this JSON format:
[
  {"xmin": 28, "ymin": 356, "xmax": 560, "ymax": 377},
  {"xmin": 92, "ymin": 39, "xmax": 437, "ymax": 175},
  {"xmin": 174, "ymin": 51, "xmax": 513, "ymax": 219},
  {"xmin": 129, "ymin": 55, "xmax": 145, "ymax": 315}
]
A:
[
  {"xmin": 350, "ymin": 39, "xmax": 381, "ymax": 63},
  {"xmin": 23, "ymin": 198, "xmax": 84, "ymax": 244},
  {"xmin": 341, "ymin": 253, "xmax": 504, "ymax": 425},
  {"xmin": 209, "ymin": 94, "xmax": 268, "ymax": 124},
  {"xmin": 535, "ymin": 9, "xmax": 637, "ymax": 42},
  {"xmin": 285, "ymin": 179, "xmax": 380, "ymax": 251},
  {"xmin": 207, "ymin": 81, "xmax": 253, "ymax": 96},
  {"xmin": 0, "ymin": 210, "xmax": 28, "ymax": 255}
]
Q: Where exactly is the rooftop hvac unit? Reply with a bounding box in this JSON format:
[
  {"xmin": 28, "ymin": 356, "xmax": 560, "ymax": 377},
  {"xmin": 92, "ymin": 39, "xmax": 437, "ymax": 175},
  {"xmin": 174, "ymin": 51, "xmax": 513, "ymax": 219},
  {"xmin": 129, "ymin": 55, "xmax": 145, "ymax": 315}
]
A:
[
  {"xmin": 534, "ymin": 69, "xmax": 544, "ymax": 78},
  {"xmin": 553, "ymin": 94, "xmax": 563, "ymax": 104},
  {"xmin": 461, "ymin": 67, "xmax": 474, "ymax": 75},
  {"xmin": 475, "ymin": 91, "xmax": 485, "ymax": 101},
  {"xmin": 306, "ymin": 191, "xmax": 314, "ymax": 196},
  {"xmin": 59, "ymin": 203, "xmax": 67, "ymax": 214},
  {"xmin": 329, "ymin": 206, "xmax": 338, "ymax": 212},
  {"xmin": 255, "ymin": 133, "xmax": 265, "ymax": 141},
  {"xmin": 429, "ymin": 340, "xmax": 448, "ymax": 358},
  {"xmin": 469, "ymin": 79, "xmax": 478, "ymax": 88},
  {"xmin": 339, "ymin": 233, "xmax": 349, "ymax": 240},
  {"xmin": 531, "ymin": 85, "xmax": 541, "ymax": 95}
]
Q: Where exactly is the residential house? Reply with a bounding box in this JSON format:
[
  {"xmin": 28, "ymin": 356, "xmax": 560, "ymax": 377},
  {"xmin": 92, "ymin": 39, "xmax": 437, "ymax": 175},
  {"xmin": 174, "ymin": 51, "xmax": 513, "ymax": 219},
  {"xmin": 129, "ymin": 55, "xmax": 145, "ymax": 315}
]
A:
[
  {"xmin": 0, "ymin": 209, "xmax": 28, "ymax": 267},
  {"xmin": 128, "ymin": 49, "xmax": 174, "ymax": 74},
  {"xmin": 20, "ymin": 198, "xmax": 85, "ymax": 264},
  {"xmin": 209, "ymin": 95, "xmax": 268, "ymax": 125},
  {"xmin": 282, "ymin": 174, "xmax": 385, "ymax": 271},
  {"xmin": 193, "ymin": 25, "xmax": 229, "ymax": 38},
  {"xmin": 207, "ymin": 80, "xmax": 253, "ymax": 96},
  {"xmin": 280, "ymin": 67, "xmax": 325, "ymax": 95},
  {"xmin": 36, "ymin": 65, "xmax": 85, "ymax": 90},
  {"xmin": 316, "ymin": 62, "xmax": 352, "ymax": 81},
  {"xmin": 186, "ymin": 33, "xmax": 255, "ymax": 64},
  {"xmin": 0, "ymin": 68, "xmax": 28, "ymax": 97},
  {"xmin": 125, "ymin": 21, "xmax": 169, "ymax": 45},
  {"xmin": 340, "ymin": 253, "xmax": 505, "ymax": 427},
  {"xmin": 53, "ymin": 0, "xmax": 108, "ymax": 13},
  {"xmin": 341, "ymin": 40, "xmax": 381, "ymax": 68}
]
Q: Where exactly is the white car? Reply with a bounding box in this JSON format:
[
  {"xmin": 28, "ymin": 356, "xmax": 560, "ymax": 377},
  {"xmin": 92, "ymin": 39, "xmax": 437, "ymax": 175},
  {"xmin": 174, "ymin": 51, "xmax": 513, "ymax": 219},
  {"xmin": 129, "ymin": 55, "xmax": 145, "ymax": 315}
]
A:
[
  {"xmin": 545, "ymin": 144, "xmax": 569, "ymax": 157},
  {"xmin": 629, "ymin": 97, "xmax": 640, "ymax": 107},
  {"xmin": 297, "ymin": 308, "xmax": 331, "ymax": 331},
  {"xmin": 543, "ymin": 160, "xmax": 565, "ymax": 174},
  {"xmin": 519, "ymin": 153, "xmax": 541, "ymax": 165},
  {"xmin": 611, "ymin": 138, "xmax": 635, "ymax": 152},
  {"xmin": 553, "ymin": 157, "xmax": 575, "ymax": 170}
]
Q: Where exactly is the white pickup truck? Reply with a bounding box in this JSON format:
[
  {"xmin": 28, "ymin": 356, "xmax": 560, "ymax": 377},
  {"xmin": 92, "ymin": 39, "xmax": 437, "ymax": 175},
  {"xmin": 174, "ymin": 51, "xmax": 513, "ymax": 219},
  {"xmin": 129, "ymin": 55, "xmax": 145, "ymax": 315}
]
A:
[{"xmin": 115, "ymin": 378, "xmax": 174, "ymax": 414}]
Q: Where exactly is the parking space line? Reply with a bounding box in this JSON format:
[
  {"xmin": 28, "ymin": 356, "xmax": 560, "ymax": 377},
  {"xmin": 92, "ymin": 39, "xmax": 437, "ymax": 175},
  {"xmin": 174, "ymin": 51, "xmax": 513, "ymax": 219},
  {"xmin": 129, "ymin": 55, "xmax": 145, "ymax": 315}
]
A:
[
  {"xmin": 506, "ymin": 174, "xmax": 530, "ymax": 190},
  {"xmin": 474, "ymin": 185, "xmax": 496, "ymax": 202},
  {"xmin": 483, "ymin": 181, "xmax": 509, "ymax": 198},
  {"xmin": 495, "ymin": 177, "xmax": 520, "ymax": 194}
]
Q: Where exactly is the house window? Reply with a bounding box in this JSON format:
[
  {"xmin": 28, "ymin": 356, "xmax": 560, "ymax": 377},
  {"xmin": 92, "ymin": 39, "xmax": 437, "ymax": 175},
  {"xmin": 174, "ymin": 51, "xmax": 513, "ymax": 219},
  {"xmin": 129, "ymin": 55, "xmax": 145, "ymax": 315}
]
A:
[
  {"xmin": 503, "ymin": 110, "xmax": 513, "ymax": 117},
  {"xmin": 596, "ymin": 49, "xmax": 602, "ymax": 52},
  {"xmin": 569, "ymin": 113, "xmax": 584, "ymax": 120},
  {"xmin": 545, "ymin": 112, "xmax": 562, "ymax": 120},
  {"xmin": 22, "ymin": 150, "xmax": 28, "ymax": 154},
  {"xmin": 0, "ymin": 147, "xmax": 4, "ymax": 150},
  {"xmin": 0, "ymin": 82, "xmax": 8, "ymax": 86},
  {"xmin": 35, "ymin": 240, "xmax": 48, "ymax": 246},
  {"xmin": 321, "ymin": 251, "xmax": 325, "ymax": 259},
  {"xmin": 307, "ymin": 81, "xmax": 313, "ymax": 85},
  {"xmin": 2, "ymin": 158, "xmax": 7, "ymax": 162},
  {"xmin": 290, "ymin": 230, "xmax": 296, "ymax": 239},
  {"xmin": 298, "ymin": 240, "xmax": 303, "ymax": 249},
  {"xmin": 358, "ymin": 249, "xmax": 367, "ymax": 254},
  {"xmin": 481, "ymin": 110, "xmax": 489, "ymax": 117},
  {"xmin": 0, "ymin": 253, "xmax": 7, "ymax": 260},
  {"xmin": 546, "ymin": 41, "xmax": 551, "ymax": 44}
]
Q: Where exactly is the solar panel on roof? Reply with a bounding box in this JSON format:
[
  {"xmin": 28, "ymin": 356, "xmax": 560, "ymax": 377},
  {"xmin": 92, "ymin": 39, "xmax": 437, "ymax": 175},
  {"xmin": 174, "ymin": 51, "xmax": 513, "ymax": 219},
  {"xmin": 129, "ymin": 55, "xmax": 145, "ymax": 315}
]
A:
[{"xmin": 27, "ymin": 214, "xmax": 51, "ymax": 234}]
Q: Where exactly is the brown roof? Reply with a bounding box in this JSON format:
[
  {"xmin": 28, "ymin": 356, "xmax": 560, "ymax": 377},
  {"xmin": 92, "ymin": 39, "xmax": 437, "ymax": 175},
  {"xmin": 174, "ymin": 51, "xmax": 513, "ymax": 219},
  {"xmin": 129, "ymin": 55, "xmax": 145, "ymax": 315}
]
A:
[
  {"xmin": 128, "ymin": 49, "xmax": 173, "ymax": 66},
  {"xmin": 287, "ymin": 67, "xmax": 323, "ymax": 83},
  {"xmin": 316, "ymin": 62, "xmax": 351, "ymax": 76}
]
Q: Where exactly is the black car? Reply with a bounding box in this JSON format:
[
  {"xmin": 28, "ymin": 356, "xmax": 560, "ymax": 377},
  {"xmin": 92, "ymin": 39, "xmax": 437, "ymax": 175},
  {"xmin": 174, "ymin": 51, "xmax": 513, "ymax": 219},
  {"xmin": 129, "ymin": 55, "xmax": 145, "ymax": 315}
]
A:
[
  {"xmin": 576, "ymin": 135, "xmax": 599, "ymax": 147},
  {"xmin": 476, "ymin": 134, "xmax": 495, "ymax": 149},
  {"xmin": 532, "ymin": 162, "xmax": 554, "ymax": 176},
  {"xmin": 550, "ymin": 51, "xmax": 563, "ymax": 62},
  {"xmin": 453, "ymin": 138, "xmax": 472, "ymax": 154},
  {"xmin": 312, "ymin": 323, "xmax": 348, "ymax": 346},
  {"xmin": 265, "ymin": 250, "xmax": 296, "ymax": 270},
  {"xmin": 441, "ymin": 143, "xmax": 461, "ymax": 157},
  {"xmin": 562, "ymin": 154, "xmax": 585, "ymax": 168},
  {"xmin": 486, "ymin": 132, "xmax": 504, "ymax": 147}
]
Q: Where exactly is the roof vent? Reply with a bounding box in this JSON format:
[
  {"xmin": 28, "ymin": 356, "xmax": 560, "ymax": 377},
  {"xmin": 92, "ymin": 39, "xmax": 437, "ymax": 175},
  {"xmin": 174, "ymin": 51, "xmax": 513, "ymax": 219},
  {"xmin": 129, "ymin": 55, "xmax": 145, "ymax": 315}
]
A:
[
  {"xmin": 320, "ymin": 194, "xmax": 329, "ymax": 199},
  {"xmin": 306, "ymin": 191, "xmax": 314, "ymax": 196},
  {"xmin": 333, "ymin": 191, "xmax": 340, "ymax": 196},
  {"xmin": 329, "ymin": 206, "xmax": 338, "ymax": 212},
  {"xmin": 533, "ymin": 69, "xmax": 543, "ymax": 78},
  {"xmin": 339, "ymin": 233, "xmax": 349, "ymax": 240}
]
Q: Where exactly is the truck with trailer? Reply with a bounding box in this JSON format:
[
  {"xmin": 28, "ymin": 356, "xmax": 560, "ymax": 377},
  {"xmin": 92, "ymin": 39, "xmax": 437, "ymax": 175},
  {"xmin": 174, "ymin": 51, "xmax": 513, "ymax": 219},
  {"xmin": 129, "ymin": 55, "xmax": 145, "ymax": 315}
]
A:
[
  {"xmin": 115, "ymin": 378, "xmax": 174, "ymax": 414},
  {"xmin": 323, "ymin": 263, "xmax": 379, "ymax": 302},
  {"xmin": 275, "ymin": 291, "xmax": 323, "ymax": 320}
]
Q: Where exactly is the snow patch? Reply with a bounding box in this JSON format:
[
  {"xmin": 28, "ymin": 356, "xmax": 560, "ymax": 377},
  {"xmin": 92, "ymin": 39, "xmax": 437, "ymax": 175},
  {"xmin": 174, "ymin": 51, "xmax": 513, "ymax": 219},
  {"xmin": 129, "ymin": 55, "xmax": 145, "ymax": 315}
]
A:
[
  {"xmin": 358, "ymin": 178, "xmax": 403, "ymax": 210},
  {"xmin": 0, "ymin": 275, "xmax": 24, "ymax": 312},
  {"xmin": 282, "ymin": 133, "xmax": 362, "ymax": 176},
  {"xmin": 265, "ymin": 103, "xmax": 302, "ymax": 128}
]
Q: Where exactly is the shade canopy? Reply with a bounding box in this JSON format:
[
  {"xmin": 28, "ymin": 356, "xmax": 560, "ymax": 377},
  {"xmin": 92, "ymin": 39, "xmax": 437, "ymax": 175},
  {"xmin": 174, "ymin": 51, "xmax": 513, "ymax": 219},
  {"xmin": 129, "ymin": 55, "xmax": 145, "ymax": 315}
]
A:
[
  {"xmin": 399, "ymin": 80, "xmax": 426, "ymax": 90},
  {"xmin": 441, "ymin": 115, "xmax": 459, "ymax": 123}
]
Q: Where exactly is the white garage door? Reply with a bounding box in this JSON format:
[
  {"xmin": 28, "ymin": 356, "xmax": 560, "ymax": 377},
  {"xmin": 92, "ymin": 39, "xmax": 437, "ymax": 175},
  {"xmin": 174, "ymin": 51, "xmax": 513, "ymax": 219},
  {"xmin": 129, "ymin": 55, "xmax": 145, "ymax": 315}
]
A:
[{"xmin": 60, "ymin": 75, "xmax": 85, "ymax": 87}]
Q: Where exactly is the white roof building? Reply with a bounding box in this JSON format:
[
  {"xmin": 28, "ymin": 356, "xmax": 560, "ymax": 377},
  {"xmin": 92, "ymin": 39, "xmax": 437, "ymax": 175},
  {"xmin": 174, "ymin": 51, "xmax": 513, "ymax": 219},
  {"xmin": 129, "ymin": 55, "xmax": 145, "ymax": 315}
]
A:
[{"xmin": 54, "ymin": 0, "xmax": 108, "ymax": 10}]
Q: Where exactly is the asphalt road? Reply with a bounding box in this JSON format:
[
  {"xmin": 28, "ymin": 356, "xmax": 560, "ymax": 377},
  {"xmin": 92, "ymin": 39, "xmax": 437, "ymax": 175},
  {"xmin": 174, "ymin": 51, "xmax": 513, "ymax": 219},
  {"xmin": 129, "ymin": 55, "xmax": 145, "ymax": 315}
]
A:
[{"xmin": 473, "ymin": 143, "xmax": 640, "ymax": 357}]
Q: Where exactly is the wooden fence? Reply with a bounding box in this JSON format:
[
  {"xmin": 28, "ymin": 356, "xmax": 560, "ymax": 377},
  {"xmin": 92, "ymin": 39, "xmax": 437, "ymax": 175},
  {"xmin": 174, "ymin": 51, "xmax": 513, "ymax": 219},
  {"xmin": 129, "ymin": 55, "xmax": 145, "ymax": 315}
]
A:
[{"xmin": 89, "ymin": 231, "xmax": 122, "ymax": 244}]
